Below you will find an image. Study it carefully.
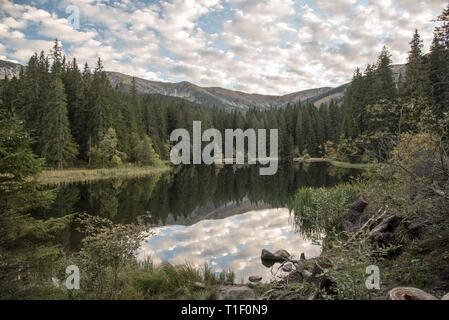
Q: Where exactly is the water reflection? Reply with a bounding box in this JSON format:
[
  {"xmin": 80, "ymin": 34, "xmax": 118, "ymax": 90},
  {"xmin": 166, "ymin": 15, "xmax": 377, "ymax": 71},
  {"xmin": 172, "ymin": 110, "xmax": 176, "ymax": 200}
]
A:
[
  {"xmin": 34, "ymin": 163, "xmax": 359, "ymax": 280},
  {"xmin": 35, "ymin": 163, "xmax": 359, "ymax": 227},
  {"xmin": 138, "ymin": 208, "xmax": 322, "ymax": 283}
]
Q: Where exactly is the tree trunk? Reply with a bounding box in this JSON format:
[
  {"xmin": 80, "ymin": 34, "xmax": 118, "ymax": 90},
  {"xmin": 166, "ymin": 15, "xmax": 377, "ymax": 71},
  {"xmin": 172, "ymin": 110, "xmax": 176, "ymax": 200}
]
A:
[
  {"xmin": 349, "ymin": 195, "xmax": 369, "ymax": 213},
  {"xmin": 387, "ymin": 287, "xmax": 438, "ymax": 300}
]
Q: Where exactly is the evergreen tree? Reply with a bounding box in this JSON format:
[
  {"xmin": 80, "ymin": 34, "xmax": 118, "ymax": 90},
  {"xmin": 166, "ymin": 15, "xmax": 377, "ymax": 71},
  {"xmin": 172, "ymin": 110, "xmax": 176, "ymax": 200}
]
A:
[
  {"xmin": 429, "ymin": 6, "xmax": 449, "ymax": 115},
  {"xmin": 401, "ymin": 30, "xmax": 431, "ymax": 100},
  {"xmin": 41, "ymin": 40, "xmax": 78, "ymax": 169},
  {"xmin": 375, "ymin": 46, "xmax": 397, "ymax": 100},
  {"xmin": 136, "ymin": 135, "xmax": 161, "ymax": 166},
  {"xmin": 0, "ymin": 111, "xmax": 70, "ymax": 298}
]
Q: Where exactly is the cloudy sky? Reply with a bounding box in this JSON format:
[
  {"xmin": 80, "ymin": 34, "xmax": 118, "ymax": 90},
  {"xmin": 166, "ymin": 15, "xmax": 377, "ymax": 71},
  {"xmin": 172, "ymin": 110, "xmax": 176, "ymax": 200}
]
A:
[
  {"xmin": 0, "ymin": 0, "xmax": 447, "ymax": 94},
  {"xmin": 138, "ymin": 208, "xmax": 322, "ymax": 283}
]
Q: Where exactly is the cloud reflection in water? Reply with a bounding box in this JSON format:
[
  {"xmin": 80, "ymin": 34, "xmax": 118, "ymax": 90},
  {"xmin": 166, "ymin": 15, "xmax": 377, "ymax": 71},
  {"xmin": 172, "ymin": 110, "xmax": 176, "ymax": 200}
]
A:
[{"xmin": 137, "ymin": 208, "xmax": 321, "ymax": 283}]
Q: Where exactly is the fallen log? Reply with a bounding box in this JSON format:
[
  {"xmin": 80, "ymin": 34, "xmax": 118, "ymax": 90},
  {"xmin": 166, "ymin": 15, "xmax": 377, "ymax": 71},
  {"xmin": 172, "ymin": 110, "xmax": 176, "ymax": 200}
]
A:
[
  {"xmin": 345, "ymin": 204, "xmax": 389, "ymax": 246},
  {"xmin": 387, "ymin": 287, "xmax": 438, "ymax": 300},
  {"xmin": 368, "ymin": 215, "xmax": 401, "ymax": 242}
]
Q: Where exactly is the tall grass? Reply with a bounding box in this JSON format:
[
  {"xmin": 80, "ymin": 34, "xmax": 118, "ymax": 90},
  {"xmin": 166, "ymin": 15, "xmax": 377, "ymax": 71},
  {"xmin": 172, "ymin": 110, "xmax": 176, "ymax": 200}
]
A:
[
  {"xmin": 39, "ymin": 164, "xmax": 170, "ymax": 185},
  {"xmin": 289, "ymin": 183, "xmax": 362, "ymax": 239},
  {"xmin": 129, "ymin": 259, "xmax": 235, "ymax": 300},
  {"xmin": 293, "ymin": 157, "xmax": 369, "ymax": 170}
]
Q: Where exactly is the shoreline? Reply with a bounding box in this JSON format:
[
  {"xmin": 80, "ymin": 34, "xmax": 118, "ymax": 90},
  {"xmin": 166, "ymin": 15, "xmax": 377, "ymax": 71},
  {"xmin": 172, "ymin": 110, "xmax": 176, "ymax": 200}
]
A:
[
  {"xmin": 293, "ymin": 157, "xmax": 370, "ymax": 169},
  {"xmin": 39, "ymin": 164, "xmax": 171, "ymax": 185}
]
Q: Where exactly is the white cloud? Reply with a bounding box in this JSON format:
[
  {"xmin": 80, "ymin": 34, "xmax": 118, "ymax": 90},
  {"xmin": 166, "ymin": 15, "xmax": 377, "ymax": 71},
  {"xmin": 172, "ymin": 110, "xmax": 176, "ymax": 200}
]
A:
[
  {"xmin": 138, "ymin": 208, "xmax": 322, "ymax": 283},
  {"xmin": 0, "ymin": 0, "xmax": 447, "ymax": 94}
]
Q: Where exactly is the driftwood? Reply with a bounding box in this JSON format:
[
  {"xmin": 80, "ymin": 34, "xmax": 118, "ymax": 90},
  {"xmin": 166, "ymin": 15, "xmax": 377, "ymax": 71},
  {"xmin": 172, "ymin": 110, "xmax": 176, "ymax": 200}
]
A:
[
  {"xmin": 368, "ymin": 215, "xmax": 401, "ymax": 244},
  {"xmin": 345, "ymin": 204, "xmax": 389, "ymax": 246},
  {"xmin": 387, "ymin": 287, "xmax": 438, "ymax": 300}
]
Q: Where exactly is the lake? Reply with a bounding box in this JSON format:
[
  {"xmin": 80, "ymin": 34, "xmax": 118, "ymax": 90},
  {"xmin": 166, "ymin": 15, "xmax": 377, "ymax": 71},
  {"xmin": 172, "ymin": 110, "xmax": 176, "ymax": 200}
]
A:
[{"xmin": 35, "ymin": 163, "xmax": 360, "ymax": 283}]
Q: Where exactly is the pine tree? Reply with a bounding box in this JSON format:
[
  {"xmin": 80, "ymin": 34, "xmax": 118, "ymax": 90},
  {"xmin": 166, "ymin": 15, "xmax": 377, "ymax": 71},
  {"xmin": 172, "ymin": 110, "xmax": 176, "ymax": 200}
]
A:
[
  {"xmin": 88, "ymin": 58, "xmax": 113, "ymax": 146},
  {"xmin": 0, "ymin": 111, "xmax": 70, "ymax": 298},
  {"xmin": 401, "ymin": 30, "xmax": 431, "ymax": 100},
  {"xmin": 430, "ymin": 6, "xmax": 449, "ymax": 115},
  {"xmin": 41, "ymin": 43, "xmax": 78, "ymax": 169},
  {"xmin": 375, "ymin": 46, "xmax": 397, "ymax": 100}
]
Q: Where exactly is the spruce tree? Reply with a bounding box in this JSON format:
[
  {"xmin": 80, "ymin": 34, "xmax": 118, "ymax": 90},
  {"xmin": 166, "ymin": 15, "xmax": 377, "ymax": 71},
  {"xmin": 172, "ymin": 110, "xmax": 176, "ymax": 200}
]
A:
[
  {"xmin": 401, "ymin": 30, "xmax": 431, "ymax": 100},
  {"xmin": 41, "ymin": 42, "xmax": 78, "ymax": 169},
  {"xmin": 375, "ymin": 46, "xmax": 397, "ymax": 100}
]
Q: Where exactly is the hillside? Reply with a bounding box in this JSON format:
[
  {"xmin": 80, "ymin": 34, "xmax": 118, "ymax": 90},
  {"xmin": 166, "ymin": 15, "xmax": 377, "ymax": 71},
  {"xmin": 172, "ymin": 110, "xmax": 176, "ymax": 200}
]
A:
[
  {"xmin": 0, "ymin": 58, "xmax": 405, "ymax": 110},
  {"xmin": 106, "ymin": 70, "xmax": 332, "ymax": 111}
]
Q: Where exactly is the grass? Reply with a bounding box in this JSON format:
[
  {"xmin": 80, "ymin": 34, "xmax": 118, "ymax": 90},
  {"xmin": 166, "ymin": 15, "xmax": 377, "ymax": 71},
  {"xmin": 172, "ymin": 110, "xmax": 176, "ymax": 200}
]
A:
[
  {"xmin": 39, "ymin": 163, "xmax": 170, "ymax": 185},
  {"xmin": 119, "ymin": 260, "xmax": 237, "ymax": 300},
  {"xmin": 293, "ymin": 157, "xmax": 370, "ymax": 170}
]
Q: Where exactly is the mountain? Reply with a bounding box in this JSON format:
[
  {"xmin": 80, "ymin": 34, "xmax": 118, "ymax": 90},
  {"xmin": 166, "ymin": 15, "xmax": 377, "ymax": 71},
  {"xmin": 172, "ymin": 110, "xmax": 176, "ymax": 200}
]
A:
[
  {"xmin": 0, "ymin": 59, "xmax": 22, "ymax": 79},
  {"xmin": 106, "ymin": 70, "xmax": 331, "ymax": 111},
  {"xmin": 0, "ymin": 58, "xmax": 405, "ymax": 110}
]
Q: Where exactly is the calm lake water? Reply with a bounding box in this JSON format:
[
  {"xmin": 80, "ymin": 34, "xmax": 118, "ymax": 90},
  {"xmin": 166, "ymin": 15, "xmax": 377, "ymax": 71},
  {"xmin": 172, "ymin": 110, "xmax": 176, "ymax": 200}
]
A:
[{"xmin": 35, "ymin": 163, "xmax": 360, "ymax": 283}]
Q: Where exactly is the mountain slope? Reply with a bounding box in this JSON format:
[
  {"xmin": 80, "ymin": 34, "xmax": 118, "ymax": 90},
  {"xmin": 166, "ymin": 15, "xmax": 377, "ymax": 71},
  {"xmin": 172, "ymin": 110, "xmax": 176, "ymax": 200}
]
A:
[
  {"xmin": 0, "ymin": 59, "xmax": 22, "ymax": 79},
  {"xmin": 106, "ymin": 70, "xmax": 332, "ymax": 111},
  {"xmin": 0, "ymin": 58, "xmax": 406, "ymax": 111}
]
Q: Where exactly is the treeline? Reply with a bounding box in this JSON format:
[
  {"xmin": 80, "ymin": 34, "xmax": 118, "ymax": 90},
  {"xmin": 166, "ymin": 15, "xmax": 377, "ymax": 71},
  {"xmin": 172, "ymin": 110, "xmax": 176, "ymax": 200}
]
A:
[
  {"xmin": 1, "ymin": 7, "xmax": 447, "ymax": 169},
  {"xmin": 0, "ymin": 40, "xmax": 344, "ymax": 167},
  {"xmin": 339, "ymin": 7, "xmax": 449, "ymax": 160}
]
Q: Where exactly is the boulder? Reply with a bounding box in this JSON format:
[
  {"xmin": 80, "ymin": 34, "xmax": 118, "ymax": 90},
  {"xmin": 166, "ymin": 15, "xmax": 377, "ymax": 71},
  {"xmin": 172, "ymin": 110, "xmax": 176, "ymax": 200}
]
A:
[
  {"xmin": 218, "ymin": 285, "xmax": 255, "ymax": 300},
  {"xmin": 248, "ymin": 275, "xmax": 262, "ymax": 283},
  {"xmin": 274, "ymin": 249, "xmax": 291, "ymax": 260},
  {"xmin": 261, "ymin": 248, "xmax": 291, "ymax": 261}
]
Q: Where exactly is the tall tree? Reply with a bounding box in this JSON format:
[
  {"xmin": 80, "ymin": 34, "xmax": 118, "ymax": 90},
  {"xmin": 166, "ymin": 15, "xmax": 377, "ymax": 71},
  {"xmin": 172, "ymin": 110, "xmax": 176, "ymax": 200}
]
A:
[
  {"xmin": 41, "ymin": 40, "xmax": 78, "ymax": 169},
  {"xmin": 401, "ymin": 30, "xmax": 431, "ymax": 100}
]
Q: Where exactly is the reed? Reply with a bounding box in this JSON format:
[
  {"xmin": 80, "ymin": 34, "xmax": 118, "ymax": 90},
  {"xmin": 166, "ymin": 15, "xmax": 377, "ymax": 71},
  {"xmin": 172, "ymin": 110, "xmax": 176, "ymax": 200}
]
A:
[{"xmin": 39, "ymin": 164, "xmax": 170, "ymax": 185}]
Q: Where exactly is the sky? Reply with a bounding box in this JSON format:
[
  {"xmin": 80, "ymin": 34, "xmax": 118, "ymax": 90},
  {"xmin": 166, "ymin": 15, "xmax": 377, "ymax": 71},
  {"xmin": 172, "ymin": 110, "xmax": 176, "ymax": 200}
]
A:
[
  {"xmin": 0, "ymin": 0, "xmax": 447, "ymax": 95},
  {"xmin": 138, "ymin": 208, "xmax": 322, "ymax": 283}
]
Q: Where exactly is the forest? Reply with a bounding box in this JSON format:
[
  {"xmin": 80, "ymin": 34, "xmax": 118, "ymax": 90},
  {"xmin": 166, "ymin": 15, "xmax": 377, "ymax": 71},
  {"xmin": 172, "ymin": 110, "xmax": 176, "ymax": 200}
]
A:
[{"xmin": 0, "ymin": 4, "xmax": 448, "ymax": 301}]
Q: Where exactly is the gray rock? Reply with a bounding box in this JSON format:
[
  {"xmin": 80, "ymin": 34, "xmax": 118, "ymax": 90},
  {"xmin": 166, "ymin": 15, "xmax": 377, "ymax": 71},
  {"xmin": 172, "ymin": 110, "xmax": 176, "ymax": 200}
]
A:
[
  {"xmin": 218, "ymin": 285, "xmax": 255, "ymax": 300},
  {"xmin": 248, "ymin": 275, "xmax": 263, "ymax": 283},
  {"xmin": 273, "ymin": 249, "xmax": 291, "ymax": 260},
  {"xmin": 282, "ymin": 262, "xmax": 295, "ymax": 272},
  {"xmin": 442, "ymin": 293, "xmax": 449, "ymax": 300},
  {"xmin": 261, "ymin": 248, "xmax": 291, "ymax": 261}
]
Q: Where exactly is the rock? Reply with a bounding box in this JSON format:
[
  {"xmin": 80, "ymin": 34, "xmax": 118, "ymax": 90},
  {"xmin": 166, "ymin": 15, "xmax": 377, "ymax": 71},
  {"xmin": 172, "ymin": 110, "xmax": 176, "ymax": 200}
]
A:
[
  {"xmin": 261, "ymin": 248, "xmax": 290, "ymax": 262},
  {"xmin": 387, "ymin": 287, "xmax": 438, "ymax": 300},
  {"xmin": 441, "ymin": 293, "xmax": 449, "ymax": 300},
  {"xmin": 282, "ymin": 262, "xmax": 295, "ymax": 272},
  {"xmin": 193, "ymin": 282, "xmax": 207, "ymax": 289},
  {"xmin": 273, "ymin": 249, "xmax": 291, "ymax": 260},
  {"xmin": 261, "ymin": 249, "xmax": 277, "ymax": 260},
  {"xmin": 218, "ymin": 285, "xmax": 255, "ymax": 300},
  {"xmin": 284, "ymin": 271, "xmax": 303, "ymax": 284},
  {"xmin": 300, "ymin": 253, "xmax": 306, "ymax": 261},
  {"xmin": 248, "ymin": 275, "xmax": 262, "ymax": 283}
]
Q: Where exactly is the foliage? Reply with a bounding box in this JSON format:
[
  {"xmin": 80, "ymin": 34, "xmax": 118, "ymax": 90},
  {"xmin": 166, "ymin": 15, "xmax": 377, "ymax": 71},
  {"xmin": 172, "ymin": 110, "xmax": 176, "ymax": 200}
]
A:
[
  {"xmin": 73, "ymin": 213, "xmax": 148, "ymax": 299},
  {"xmin": 0, "ymin": 111, "xmax": 71, "ymax": 299},
  {"xmin": 289, "ymin": 183, "xmax": 361, "ymax": 239}
]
